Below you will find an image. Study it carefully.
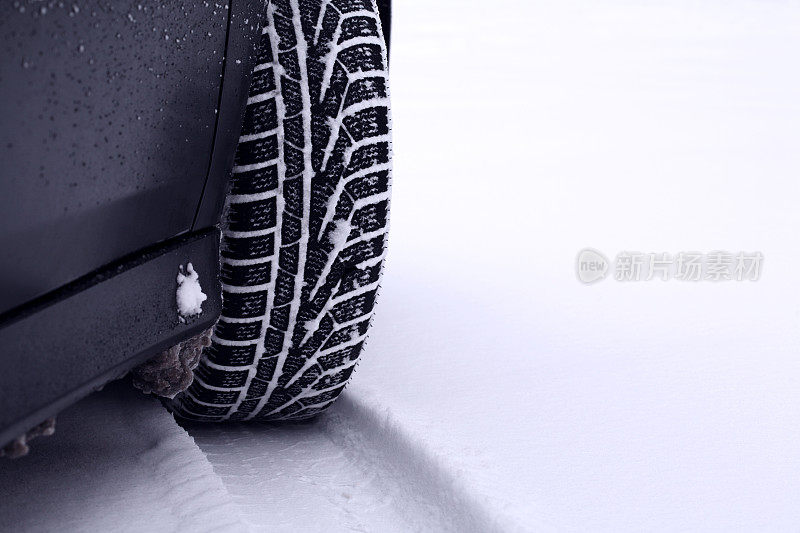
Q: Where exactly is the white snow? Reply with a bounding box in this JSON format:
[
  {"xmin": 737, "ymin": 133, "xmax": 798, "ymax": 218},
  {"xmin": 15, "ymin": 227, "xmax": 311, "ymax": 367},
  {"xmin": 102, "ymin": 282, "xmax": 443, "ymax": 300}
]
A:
[
  {"xmin": 0, "ymin": 383, "xmax": 247, "ymax": 532},
  {"xmin": 328, "ymin": 219, "xmax": 351, "ymax": 249},
  {"xmin": 176, "ymin": 263, "xmax": 206, "ymax": 320},
  {"xmin": 189, "ymin": 394, "xmax": 501, "ymax": 532},
  {"xmin": 308, "ymin": 219, "xmax": 352, "ymax": 300},
  {"xmin": 344, "ymin": 0, "xmax": 800, "ymax": 529}
]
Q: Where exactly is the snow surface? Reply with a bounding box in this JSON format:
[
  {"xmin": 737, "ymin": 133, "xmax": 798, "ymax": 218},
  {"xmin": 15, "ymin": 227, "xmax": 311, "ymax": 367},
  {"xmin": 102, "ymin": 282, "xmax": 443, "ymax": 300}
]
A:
[
  {"xmin": 348, "ymin": 0, "xmax": 800, "ymax": 529},
  {"xmin": 176, "ymin": 262, "xmax": 206, "ymax": 320},
  {"xmin": 4, "ymin": 0, "xmax": 800, "ymax": 531},
  {"xmin": 191, "ymin": 1, "xmax": 800, "ymax": 529},
  {"xmin": 0, "ymin": 382, "xmax": 246, "ymax": 532}
]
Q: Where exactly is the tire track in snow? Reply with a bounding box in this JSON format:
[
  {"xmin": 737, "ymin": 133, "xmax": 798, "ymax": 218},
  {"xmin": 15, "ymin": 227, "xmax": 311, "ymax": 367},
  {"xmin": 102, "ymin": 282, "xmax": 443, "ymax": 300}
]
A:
[
  {"xmin": 319, "ymin": 392, "xmax": 507, "ymax": 533},
  {"xmin": 187, "ymin": 390, "xmax": 505, "ymax": 532}
]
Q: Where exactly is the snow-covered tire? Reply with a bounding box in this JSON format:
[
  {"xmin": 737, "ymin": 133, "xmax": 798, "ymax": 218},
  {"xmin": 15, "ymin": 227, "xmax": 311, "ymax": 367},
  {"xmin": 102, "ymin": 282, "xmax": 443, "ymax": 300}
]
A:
[{"xmin": 168, "ymin": 0, "xmax": 391, "ymax": 421}]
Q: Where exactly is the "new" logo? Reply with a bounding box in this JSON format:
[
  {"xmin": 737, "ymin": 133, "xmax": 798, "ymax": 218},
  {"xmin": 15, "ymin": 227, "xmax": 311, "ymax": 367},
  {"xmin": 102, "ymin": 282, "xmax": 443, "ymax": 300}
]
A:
[{"xmin": 576, "ymin": 248, "xmax": 609, "ymax": 284}]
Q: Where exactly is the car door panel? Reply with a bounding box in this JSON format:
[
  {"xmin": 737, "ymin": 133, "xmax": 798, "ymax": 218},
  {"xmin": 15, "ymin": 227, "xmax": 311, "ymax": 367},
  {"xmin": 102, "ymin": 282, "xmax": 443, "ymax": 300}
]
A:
[{"xmin": 0, "ymin": 1, "xmax": 229, "ymax": 315}]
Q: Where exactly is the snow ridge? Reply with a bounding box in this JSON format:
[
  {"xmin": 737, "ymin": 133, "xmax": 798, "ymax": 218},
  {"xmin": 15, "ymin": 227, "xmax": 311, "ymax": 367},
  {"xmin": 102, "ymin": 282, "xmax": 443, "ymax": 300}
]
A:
[{"xmin": 320, "ymin": 392, "xmax": 511, "ymax": 532}]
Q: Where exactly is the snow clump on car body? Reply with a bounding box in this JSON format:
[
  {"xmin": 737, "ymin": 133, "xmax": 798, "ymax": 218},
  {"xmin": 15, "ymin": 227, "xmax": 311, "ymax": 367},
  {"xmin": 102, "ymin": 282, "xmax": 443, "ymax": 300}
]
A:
[{"xmin": 176, "ymin": 263, "xmax": 206, "ymax": 322}]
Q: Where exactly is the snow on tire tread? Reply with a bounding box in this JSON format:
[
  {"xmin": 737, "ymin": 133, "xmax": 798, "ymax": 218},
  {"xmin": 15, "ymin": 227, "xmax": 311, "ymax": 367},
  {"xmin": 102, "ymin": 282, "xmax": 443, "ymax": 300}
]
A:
[{"xmin": 169, "ymin": 0, "xmax": 390, "ymax": 421}]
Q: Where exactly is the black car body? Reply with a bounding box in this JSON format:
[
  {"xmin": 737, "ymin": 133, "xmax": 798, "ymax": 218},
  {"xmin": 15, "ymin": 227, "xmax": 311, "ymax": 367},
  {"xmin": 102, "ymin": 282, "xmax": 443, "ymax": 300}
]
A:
[{"xmin": 0, "ymin": 0, "xmax": 391, "ymax": 447}]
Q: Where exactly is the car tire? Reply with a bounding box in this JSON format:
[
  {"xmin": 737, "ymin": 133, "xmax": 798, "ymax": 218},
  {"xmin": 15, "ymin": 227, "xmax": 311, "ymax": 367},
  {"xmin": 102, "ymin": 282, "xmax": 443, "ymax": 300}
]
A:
[{"xmin": 167, "ymin": 0, "xmax": 391, "ymax": 421}]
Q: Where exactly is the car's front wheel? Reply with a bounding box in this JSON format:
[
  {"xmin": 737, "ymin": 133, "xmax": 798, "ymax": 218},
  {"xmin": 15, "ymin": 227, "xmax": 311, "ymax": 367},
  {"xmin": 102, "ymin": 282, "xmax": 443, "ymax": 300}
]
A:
[{"xmin": 166, "ymin": 0, "xmax": 391, "ymax": 421}]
